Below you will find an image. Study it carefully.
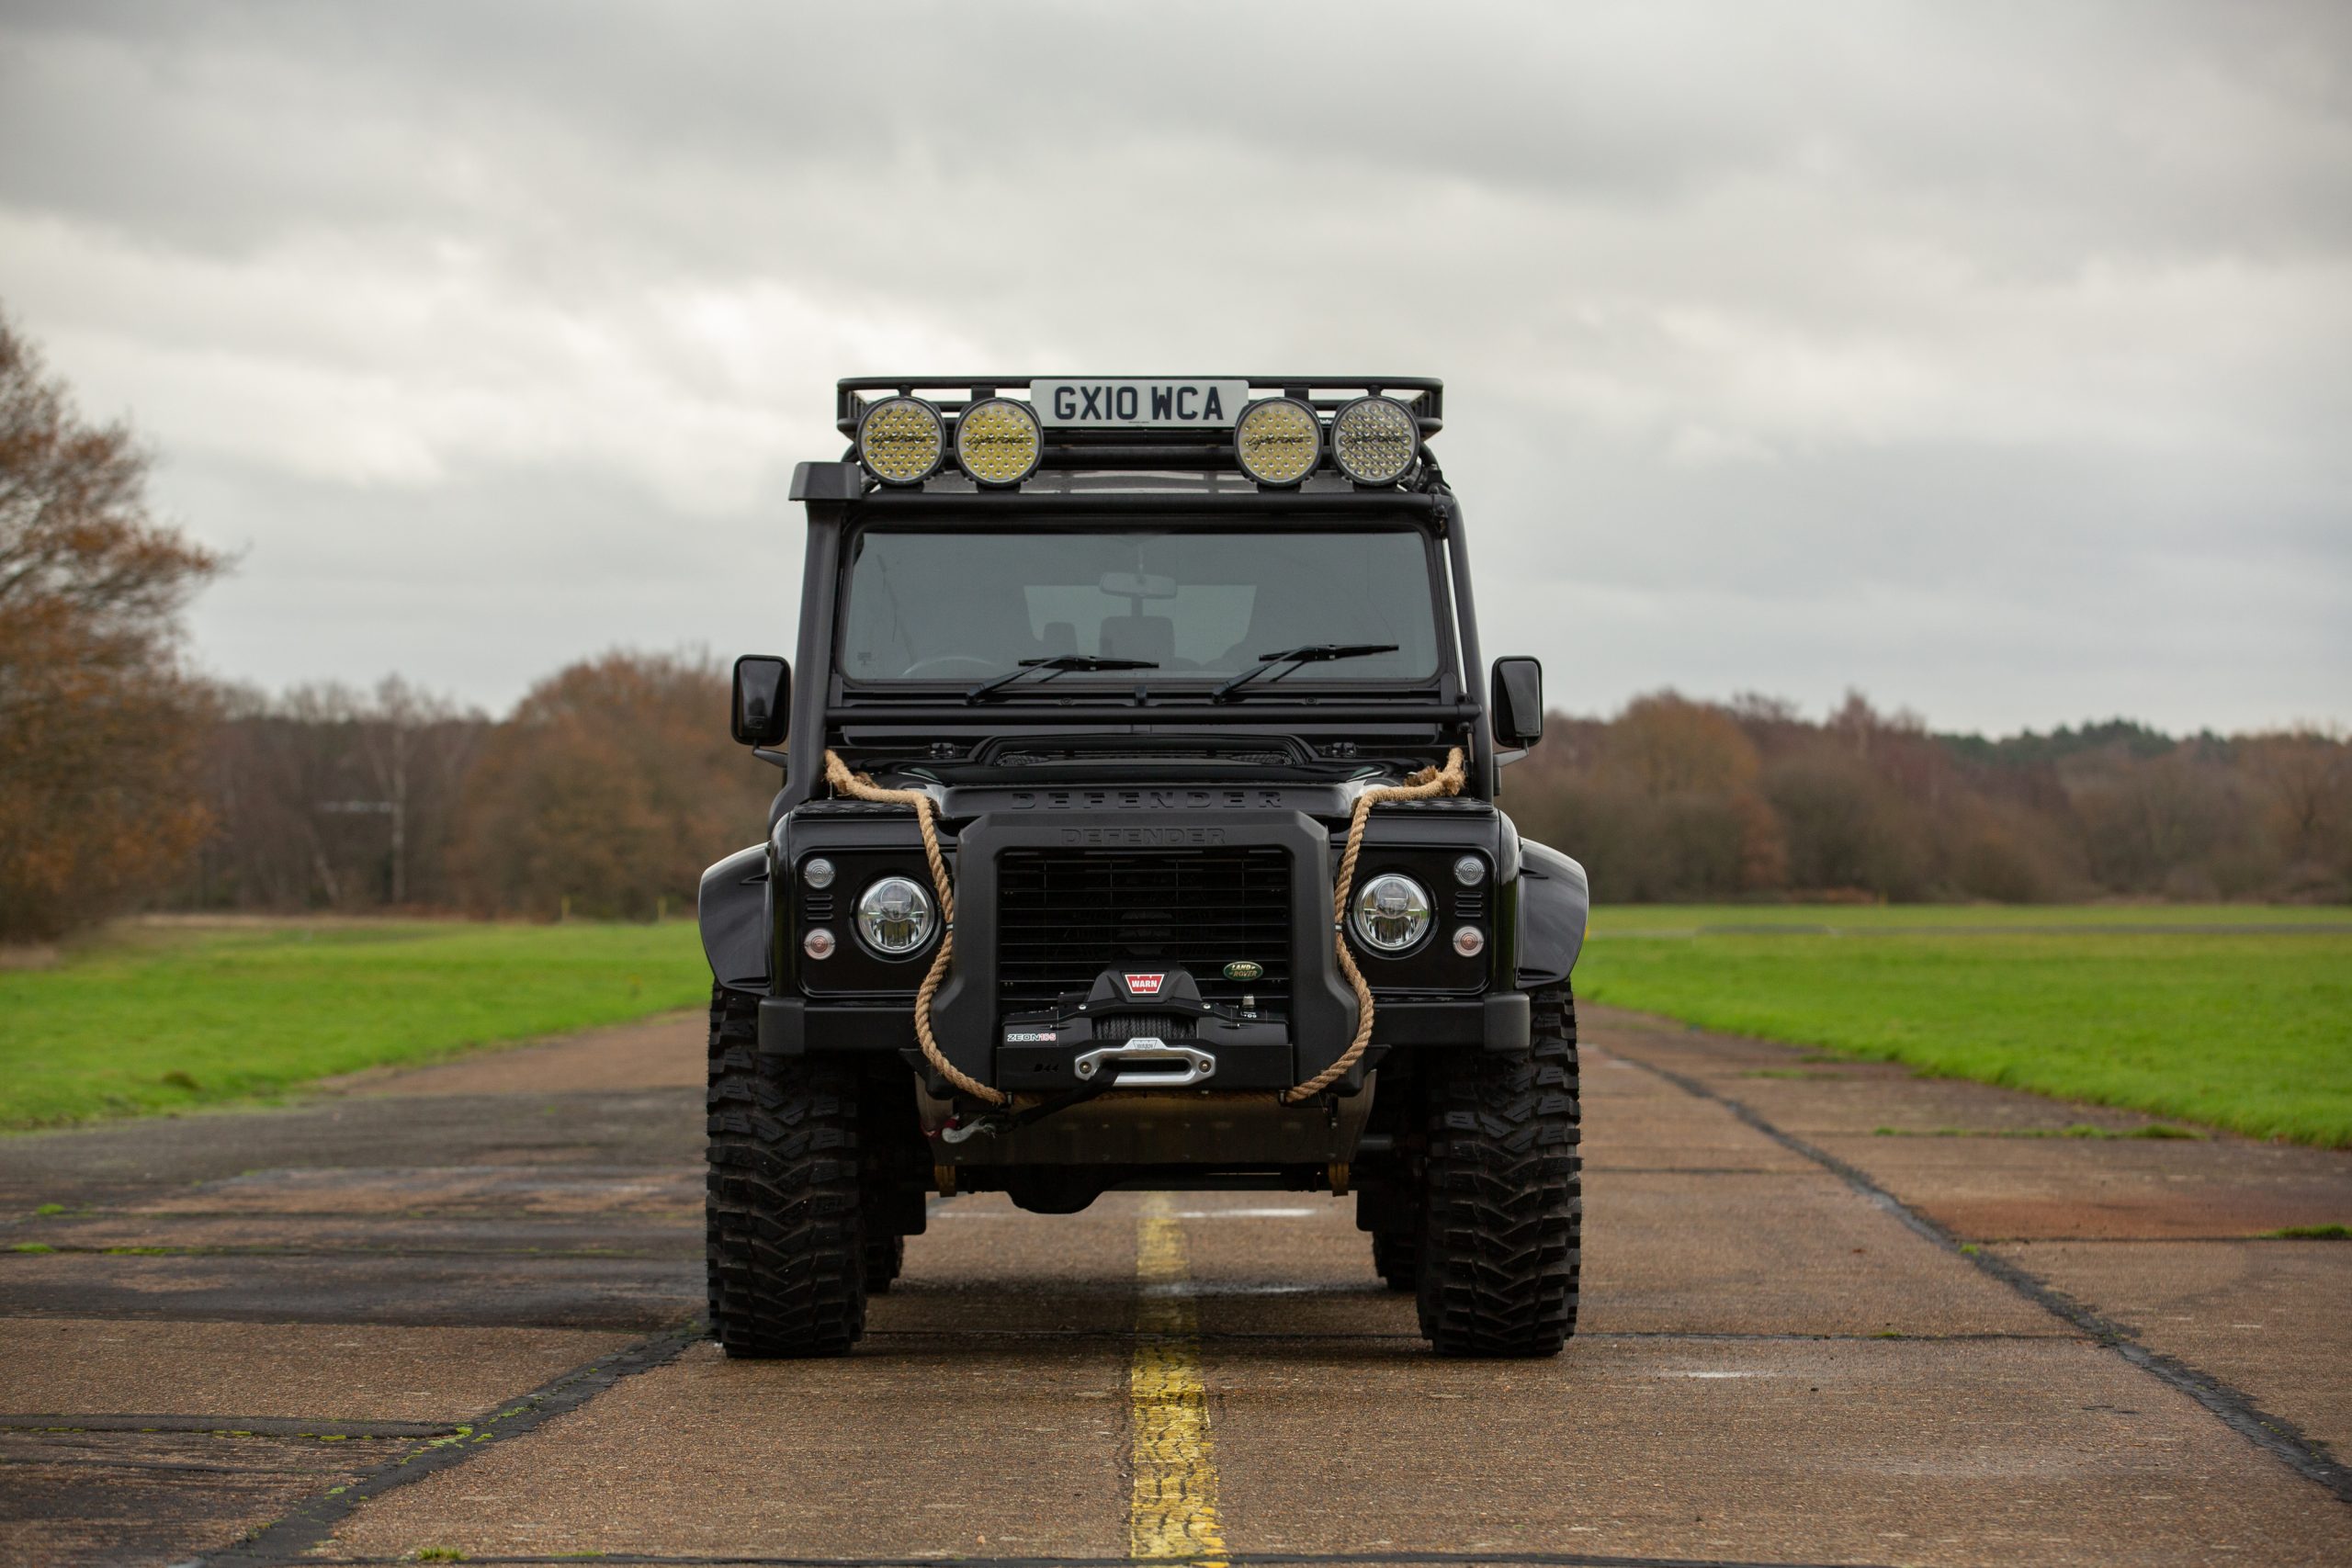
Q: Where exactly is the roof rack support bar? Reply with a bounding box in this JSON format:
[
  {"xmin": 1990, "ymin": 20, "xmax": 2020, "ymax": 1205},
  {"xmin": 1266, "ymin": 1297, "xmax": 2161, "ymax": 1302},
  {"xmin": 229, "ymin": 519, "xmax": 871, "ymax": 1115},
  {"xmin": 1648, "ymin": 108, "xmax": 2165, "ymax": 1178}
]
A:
[
  {"xmin": 778, "ymin": 505, "xmax": 843, "ymax": 818},
  {"xmin": 1440, "ymin": 489, "xmax": 1495, "ymax": 797}
]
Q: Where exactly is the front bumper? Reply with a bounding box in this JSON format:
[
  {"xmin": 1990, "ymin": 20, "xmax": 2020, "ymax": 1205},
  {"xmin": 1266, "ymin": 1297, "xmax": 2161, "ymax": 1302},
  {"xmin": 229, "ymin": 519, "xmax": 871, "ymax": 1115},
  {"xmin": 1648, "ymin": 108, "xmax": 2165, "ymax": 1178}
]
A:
[{"xmin": 757, "ymin": 991, "xmax": 1528, "ymax": 1062}]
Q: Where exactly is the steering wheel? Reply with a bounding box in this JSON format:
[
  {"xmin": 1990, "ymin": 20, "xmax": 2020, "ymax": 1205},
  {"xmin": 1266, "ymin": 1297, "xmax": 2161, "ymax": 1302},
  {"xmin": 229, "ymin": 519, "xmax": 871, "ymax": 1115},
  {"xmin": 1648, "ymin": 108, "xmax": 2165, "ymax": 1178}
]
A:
[{"xmin": 901, "ymin": 655, "xmax": 1004, "ymax": 678}]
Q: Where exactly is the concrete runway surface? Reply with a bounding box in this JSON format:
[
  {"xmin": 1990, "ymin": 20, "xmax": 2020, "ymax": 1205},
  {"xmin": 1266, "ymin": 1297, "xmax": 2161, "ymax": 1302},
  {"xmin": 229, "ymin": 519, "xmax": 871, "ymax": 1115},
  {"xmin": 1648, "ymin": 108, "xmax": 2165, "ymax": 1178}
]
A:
[{"xmin": 2, "ymin": 1007, "xmax": 2346, "ymax": 1567}]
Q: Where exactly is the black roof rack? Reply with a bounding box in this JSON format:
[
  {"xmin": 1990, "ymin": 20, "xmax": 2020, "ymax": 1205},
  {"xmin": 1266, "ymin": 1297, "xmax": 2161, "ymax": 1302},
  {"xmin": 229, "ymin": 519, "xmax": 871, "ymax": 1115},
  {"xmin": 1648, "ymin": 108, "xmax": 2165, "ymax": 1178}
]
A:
[{"xmin": 833, "ymin": 376, "xmax": 1442, "ymax": 443}]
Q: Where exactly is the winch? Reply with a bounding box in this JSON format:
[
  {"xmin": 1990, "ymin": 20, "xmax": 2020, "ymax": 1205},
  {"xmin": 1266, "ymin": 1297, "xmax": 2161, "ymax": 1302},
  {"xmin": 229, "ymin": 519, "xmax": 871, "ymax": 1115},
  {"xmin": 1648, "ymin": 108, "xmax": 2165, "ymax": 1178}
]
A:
[{"xmin": 994, "ymin": 967, "xmax": 1294, "ymax": 1092}]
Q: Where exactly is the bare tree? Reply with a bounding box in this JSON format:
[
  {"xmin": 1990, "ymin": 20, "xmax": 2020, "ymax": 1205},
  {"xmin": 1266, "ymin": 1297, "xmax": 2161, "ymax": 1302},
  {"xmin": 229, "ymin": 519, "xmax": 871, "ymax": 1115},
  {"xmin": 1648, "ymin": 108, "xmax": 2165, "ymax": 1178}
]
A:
[
  {"xmin": 2239, "ymin": 728, "xmax": 2348, "ymax": 866},
  {"xmin": 176, "ymin": 678, "xmax": 487, "ymax": 912}
]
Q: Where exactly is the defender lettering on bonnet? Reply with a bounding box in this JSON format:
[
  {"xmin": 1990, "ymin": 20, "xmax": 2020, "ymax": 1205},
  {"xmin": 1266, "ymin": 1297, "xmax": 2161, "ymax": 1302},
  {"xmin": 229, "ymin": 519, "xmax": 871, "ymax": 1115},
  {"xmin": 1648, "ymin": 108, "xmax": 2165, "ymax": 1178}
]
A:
[
  {"xmin": 706, "ymin": 374, "xmax": 1589, "ymax": 1362},
  {"xmin": 1012, "ymin": 788, "xmax": 1284, "ymax": 811},
  {"xmin": 1059, "ymin": 826, "xmax": 1226, "ymax": 846}
]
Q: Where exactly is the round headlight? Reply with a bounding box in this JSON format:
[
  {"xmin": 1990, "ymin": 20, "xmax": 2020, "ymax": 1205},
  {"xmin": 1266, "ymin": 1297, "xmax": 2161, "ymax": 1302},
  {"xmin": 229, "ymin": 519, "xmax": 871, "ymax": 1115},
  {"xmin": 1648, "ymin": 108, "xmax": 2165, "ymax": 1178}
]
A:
[
  {"xmin": 955, "ymin": 398, "xmax": 1042, "ymax": 487},
  {"xmin": 855, "ymin": 874, "xmax": 936, "ymax": 957},
  {"xmin": 1351, "ymin": 873, "xmax": 1432, "ymax": 953},
  {"xmin": 1330, "ymin": 395, "xmax": 1419, "ymax": 485},
  {"xmin": 1234, "ymin": 397, "xmax": 1320, "ymax": 486},
  {"xmin": 857, "ymin": 396, "xmax": 944, "ymax": 485}
]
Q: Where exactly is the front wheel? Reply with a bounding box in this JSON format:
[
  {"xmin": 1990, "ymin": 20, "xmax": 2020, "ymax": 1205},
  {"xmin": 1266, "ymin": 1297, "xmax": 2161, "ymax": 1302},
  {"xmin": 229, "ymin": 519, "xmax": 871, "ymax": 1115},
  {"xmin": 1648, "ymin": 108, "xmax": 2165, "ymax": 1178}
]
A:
[
  {"xmin": 706, "ymin": 986, "xmax": 868, "ymax": 1358},
  {"xmin": 1414, "ymin": 988, "xmax": 1582, "ymax": 1357}
]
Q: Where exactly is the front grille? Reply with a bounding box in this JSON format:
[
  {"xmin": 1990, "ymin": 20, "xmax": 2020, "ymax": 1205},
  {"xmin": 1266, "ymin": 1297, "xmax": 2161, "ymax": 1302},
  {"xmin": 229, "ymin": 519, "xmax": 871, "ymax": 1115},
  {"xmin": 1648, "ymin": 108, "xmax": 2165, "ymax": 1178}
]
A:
[{"xmin": 996, "ymin": 848, "xmax": 1291, "ymax": 1012}]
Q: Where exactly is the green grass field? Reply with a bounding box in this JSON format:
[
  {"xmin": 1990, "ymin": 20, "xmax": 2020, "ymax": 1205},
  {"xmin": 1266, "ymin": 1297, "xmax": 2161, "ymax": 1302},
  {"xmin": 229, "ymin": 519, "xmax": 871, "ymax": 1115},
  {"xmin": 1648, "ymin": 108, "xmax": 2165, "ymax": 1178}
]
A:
[
  {"xmin": 0, "ymin": 919, "xmax": 710, "ymax": 1131},
  {"xmin": 1580, "ymin": 905, "xmax": 2352, "ymax": 1148}
]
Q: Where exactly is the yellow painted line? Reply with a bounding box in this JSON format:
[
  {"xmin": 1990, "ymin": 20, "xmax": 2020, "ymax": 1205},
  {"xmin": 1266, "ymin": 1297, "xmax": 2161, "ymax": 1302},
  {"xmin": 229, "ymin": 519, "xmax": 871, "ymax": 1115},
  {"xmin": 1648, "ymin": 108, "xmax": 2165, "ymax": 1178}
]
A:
[{"xmin": 1129, "ymin": 1192, "xmax": 1227, "ymax": 1564}]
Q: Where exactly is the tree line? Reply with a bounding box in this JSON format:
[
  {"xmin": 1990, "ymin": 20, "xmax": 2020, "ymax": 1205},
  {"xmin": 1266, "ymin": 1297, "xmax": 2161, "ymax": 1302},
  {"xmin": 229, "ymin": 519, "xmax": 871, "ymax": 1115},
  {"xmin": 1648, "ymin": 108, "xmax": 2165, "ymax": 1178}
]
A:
[
  {"xmin": 156, "ymin": 677, "xmax": 2342, "ymax": 921},
  {"xmin": 174, "ymin": 657, "xmax": 773, "ymax": 923},
  {"xmin": 165, "ymin": 681, "xmax": 2350, "ymax": 923},
  {"xmin": 1507, "ymin": 692, "xmax": 2350, "ymax": 905}
]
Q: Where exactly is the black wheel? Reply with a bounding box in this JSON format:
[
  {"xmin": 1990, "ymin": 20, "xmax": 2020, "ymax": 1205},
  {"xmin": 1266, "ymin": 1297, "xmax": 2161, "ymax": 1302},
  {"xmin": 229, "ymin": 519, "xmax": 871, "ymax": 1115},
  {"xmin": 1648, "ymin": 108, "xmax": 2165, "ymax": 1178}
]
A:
[
  {"xmin": 706, "ymin": 985, "xmax": 867, "ymax": 1358},
  {"xmin": 1415, "ymin": 987, "xmax": 1581, "ymax": 1357},
  {"xmin": 864, "ymin": 1231, "xmax": 905, "ymax": 1293}
]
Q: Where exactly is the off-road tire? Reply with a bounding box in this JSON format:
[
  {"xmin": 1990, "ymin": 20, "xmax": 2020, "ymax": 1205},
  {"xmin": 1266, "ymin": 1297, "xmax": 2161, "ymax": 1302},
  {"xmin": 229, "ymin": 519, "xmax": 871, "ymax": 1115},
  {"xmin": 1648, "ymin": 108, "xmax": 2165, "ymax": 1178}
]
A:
[
  {"xmin": 1415, "ymin": 988, "xmax": 1581, "ymax": 1357},
  {"xmin": 706, "ymin": 985, "xmax": 867, "ymax": 1358},
  {"xmin": 864, "ymin": 1232, "xmax": 905, "ymax": 1293}
]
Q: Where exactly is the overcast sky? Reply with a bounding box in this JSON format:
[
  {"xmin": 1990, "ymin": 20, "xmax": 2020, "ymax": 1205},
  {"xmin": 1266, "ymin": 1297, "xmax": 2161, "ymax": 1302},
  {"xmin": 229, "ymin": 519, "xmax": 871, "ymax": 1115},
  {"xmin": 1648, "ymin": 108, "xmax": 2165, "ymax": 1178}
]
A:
[{"xmin": 3, "ymin": 1, "xmax": 2346, "ymax": 735}]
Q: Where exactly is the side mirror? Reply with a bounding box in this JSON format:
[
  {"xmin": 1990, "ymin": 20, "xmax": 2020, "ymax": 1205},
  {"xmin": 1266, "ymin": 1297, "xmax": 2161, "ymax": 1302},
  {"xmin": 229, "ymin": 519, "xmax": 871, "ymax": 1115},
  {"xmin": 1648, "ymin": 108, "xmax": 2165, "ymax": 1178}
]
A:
[
  {"xmin": 730, "ymin": 655, "xmax": 791, "ymax": 747},
  {"xmin": 1489, "ymin": 656, "xmax": 1544, "ymax": 750}
]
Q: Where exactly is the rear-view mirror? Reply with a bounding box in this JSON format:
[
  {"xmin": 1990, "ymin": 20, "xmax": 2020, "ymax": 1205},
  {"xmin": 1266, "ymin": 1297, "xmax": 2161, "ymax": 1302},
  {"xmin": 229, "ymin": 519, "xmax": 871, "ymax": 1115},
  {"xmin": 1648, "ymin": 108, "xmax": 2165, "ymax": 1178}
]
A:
[
  {"xmin": 731, "ymin": 655, "xmax": 790, "ymax": 747},
  {"xmin": 1490, "ymin": 656, "xmax": 1544, "ymax": 750},
  {"xmin": 1101, "ymin": 571, "xmax": 1178, "ymax": 600}
]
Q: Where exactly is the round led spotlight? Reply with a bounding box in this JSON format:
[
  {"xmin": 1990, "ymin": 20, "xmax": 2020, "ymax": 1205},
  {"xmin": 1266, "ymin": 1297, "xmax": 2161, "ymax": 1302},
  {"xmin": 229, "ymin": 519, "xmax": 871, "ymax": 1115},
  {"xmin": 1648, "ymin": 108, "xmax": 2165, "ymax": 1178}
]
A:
[
  {"xmin": 1331, "ymin": 395, "xmax": 1419, "ymax": 485},
  {"xmin": 857, "ymin": 396, "xmax": 944, "ymax": 485},
  {"xmin": 955, "ymin": 397, "xmax": 1043, "ymax": 487},
  {"xmin": 1351, "ymin": 872, "xmax": 1432, "ymax": 953},
  {"xmin": 1234, "ymin": 397, "xmax": 1321, "ymax": 486},
  {"xmin": 854, "ymin": 874, "xmax": 936, "ymax": 957}
]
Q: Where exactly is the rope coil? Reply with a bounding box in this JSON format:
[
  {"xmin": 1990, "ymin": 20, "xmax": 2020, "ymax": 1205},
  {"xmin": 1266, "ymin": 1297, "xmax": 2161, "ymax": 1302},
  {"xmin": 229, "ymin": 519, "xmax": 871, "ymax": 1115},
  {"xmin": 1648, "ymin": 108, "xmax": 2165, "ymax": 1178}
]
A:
[
  {"xmin": 820, "ymin": 745, "xmax": 1467, "ymax": 1110},
  {"xmin": 821, "ymin": 750, "xmax": 1007, "ymax": 1106},
  {"xmin": 1281, "ymin": 746, "xmax": 1466, "ymax": 1103}
]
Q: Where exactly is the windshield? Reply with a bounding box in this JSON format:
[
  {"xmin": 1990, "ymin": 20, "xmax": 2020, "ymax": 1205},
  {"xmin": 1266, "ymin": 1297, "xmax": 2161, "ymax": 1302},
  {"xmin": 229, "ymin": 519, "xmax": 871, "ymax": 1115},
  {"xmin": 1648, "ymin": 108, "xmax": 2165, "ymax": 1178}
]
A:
[{"xmin": 839, "ymin": 528, "xmax": 1442, "ymax": 684}]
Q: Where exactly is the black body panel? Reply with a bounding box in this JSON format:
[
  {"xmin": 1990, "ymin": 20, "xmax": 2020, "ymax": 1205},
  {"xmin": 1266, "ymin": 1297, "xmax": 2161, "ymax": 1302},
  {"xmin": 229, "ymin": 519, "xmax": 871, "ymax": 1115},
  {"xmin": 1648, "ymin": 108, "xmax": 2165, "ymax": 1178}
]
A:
[
  {"xmin": 697, "ymin": 844, "xmax": 769, "ymax": 993},
  {"xmin": 1514, "ymin": 839, "xmax": 1591, "ymax": 989}
]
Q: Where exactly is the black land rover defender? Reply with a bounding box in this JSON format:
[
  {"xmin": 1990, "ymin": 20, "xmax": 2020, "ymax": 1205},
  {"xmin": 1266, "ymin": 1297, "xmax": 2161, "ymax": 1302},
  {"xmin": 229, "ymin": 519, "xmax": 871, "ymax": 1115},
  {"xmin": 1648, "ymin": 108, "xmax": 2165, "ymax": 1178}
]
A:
[{"xmin": 699, "ymin": 377, "xmax": 1589, "ymax": 1358}]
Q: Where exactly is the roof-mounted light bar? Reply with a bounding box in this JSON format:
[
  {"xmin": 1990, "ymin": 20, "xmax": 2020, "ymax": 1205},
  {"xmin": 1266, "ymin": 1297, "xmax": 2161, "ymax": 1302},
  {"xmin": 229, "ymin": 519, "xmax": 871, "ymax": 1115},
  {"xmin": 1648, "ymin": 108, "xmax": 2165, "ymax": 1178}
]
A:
[{"xmin": 837, "ymin": 377, "xmax": 1440, "ymax": 492}]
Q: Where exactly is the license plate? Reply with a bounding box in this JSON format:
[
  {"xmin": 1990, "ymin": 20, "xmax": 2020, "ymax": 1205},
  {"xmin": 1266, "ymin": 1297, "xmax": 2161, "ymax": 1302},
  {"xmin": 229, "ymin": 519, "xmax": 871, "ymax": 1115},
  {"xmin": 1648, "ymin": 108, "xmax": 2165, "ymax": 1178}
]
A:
[{"xmin": 1032, "ymin": 378, "xmax": 1250, "ymax": 428}]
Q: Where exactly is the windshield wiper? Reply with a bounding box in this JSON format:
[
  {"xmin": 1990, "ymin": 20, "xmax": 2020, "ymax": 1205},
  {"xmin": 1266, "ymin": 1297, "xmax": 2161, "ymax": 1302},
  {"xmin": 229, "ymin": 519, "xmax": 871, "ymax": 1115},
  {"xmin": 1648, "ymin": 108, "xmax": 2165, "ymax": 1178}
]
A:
[
  {"xmin": 1209, "ymin": 643, "xmax": 1400, "ymax": 702},
  {"xmin": 966, "ymin": 654, "xmax": 1160, "ymax": 703}
]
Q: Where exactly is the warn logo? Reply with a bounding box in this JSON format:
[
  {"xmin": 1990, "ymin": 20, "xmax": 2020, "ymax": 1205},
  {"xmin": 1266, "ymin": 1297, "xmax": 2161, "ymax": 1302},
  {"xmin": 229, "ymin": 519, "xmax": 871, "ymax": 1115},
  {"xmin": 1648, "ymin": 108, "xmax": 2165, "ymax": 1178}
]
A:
[{"xmin": 1122, "ymin": 973, "xmax": 1166, "ymax": 997}]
